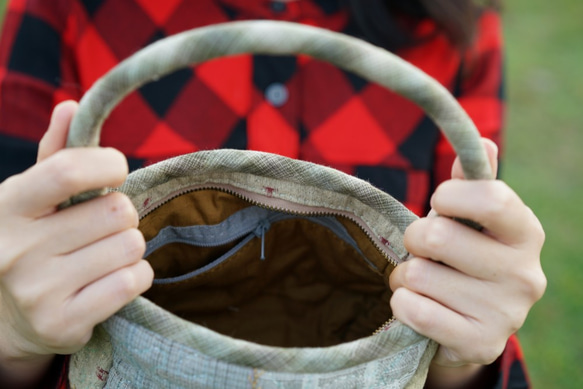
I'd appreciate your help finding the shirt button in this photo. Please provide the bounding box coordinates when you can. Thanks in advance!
[265,83,289,107]
[270,1,287,13]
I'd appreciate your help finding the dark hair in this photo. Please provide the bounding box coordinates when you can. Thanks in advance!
[346,0,500,51]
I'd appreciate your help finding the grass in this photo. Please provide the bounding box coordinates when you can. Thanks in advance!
[503,0,583,387]
[1,0,581,387]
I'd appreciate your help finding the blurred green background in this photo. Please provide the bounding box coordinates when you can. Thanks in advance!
[503,0,583,387]
[0,0,581,387]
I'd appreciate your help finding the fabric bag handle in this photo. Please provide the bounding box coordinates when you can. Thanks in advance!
[63,20,491,207]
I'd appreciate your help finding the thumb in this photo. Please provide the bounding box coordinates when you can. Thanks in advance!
[450,138,499,180]
[37,100,79,162]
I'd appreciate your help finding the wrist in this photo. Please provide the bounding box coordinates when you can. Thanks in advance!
[0,353,55,388]
[426,362,493,389]
[0,302,55,387]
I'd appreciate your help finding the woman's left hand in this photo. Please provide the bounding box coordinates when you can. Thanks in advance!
[389,139,546,387]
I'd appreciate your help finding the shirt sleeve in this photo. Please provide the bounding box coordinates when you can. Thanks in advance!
[38,355,69,389]
[432,10,505,188]
[0,0,79,181]
[494,334,531,388]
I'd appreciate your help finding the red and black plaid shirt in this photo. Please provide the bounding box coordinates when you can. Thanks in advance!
[0,0,528,388]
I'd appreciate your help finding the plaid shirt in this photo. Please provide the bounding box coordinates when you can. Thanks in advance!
[0,0,528,388]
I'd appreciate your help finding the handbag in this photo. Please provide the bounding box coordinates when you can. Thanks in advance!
[64,20,492,388]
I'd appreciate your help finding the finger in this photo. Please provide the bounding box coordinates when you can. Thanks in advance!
[390,288,501,365]
[32,192,139,255]
[451,138,499,180]
[37,101,79,162]
[430,179,543,247]
[60,228,146,292]
[404,216,510,279]
[66,260,153,328]
[9,147,128,218]
[389,257,493,316]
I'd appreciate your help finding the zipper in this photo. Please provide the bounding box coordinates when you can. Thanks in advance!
[256,219,269,260]
[372,317,396,335]
[147,206,381,283]
[139,182,400,335]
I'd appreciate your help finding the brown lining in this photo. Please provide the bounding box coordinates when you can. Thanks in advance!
[140,190,394,347]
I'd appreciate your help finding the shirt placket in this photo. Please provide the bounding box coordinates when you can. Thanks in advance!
[246,1,303,158]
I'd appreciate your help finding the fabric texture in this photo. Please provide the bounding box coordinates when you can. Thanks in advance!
[77,301,434,389]
[68,149,438,389]
[0,0,529,388]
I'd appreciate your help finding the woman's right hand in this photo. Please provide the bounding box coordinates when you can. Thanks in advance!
[0,101,153,386]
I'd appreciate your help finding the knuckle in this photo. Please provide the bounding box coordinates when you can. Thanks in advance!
[389,288,414,321]
[97,148,129,187]
[406,301,436,332]
[403,221,420,251]
[423,217,450,251]
[103,193,138,229]
[495,297,529,334]
[532,272,548,301]
[30,314,66,346]
[389,287,406,309]
[114,267,142,301]
[401,259,427,290]
[65,328,95,352]
[502,306,527,334]
[104,147,129,170]
[404,217,449,254]
[121,229,146,260]
[48,152,85,189]
[57,325,93,351]
[0,174,26,217]
[529,211,546,248]
[0,243,23,275]
[0,174,20,202]
[77,328,94,346]
[462,329,505,365]
[35,325,60,346]
[534,226,546,249]
[519,268,547,303]
[0,225,34,276]
[505,261,547,303]
[12,284,44,311]
[410,308,435,333]
[481,181,516,220]
[471,342,503,365]
[493,271,546,333]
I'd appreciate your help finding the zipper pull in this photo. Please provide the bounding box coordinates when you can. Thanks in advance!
[254,220,271,260]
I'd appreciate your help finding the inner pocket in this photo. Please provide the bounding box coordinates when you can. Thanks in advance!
[140,190,394,348]
[146,206,379,284]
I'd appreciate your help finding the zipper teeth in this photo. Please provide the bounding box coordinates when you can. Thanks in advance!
[140,184,398,334]
[141,185,401,266]
[372,317,397,335]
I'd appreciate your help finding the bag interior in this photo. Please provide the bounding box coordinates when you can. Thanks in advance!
[140,189,395,348]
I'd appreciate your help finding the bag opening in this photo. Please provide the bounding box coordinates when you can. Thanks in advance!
[139,189,395,348]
